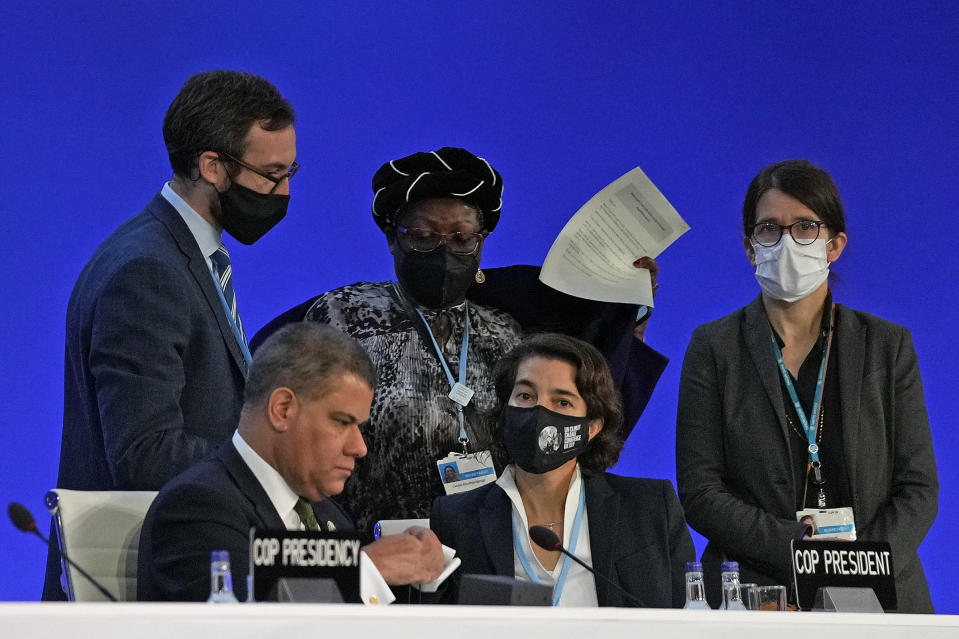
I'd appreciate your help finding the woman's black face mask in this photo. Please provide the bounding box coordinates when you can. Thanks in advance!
[394,247,479,309]
[500,405,590,474]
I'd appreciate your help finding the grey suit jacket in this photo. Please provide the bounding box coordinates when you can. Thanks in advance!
[676,296,938,612]
[46,193,248,599]
[431,472,695,607]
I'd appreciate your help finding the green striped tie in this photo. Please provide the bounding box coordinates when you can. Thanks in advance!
[293,498,320,531]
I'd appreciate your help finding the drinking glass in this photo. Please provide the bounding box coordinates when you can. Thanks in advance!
[748,585,787,611]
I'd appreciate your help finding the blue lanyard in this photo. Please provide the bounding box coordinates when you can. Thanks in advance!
[511,480,586,606]
[415,306,471,447]
[769,305,834,465]
[206,264,252,368]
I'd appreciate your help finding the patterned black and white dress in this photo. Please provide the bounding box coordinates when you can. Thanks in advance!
[305,281,522,534]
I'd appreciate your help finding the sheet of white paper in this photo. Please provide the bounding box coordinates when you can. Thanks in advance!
[540,166,690,306]
[374,518,430,538]
[415,544,461,593]
[377,523,461,594]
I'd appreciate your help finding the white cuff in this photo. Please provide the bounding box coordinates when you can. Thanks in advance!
[359,550,395,605]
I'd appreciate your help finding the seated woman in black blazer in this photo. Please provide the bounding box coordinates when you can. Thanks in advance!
[431,333,694,607]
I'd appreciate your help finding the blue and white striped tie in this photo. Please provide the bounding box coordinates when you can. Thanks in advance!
[210,244,246,343]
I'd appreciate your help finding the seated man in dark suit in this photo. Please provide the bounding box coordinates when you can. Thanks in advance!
[138,323,445,603]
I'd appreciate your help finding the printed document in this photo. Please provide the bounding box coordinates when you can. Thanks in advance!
[540,167,689,305]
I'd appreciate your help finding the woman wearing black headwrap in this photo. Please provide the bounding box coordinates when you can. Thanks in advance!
[253,147,668,534]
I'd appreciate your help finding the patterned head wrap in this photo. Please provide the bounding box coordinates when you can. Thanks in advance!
[371,147,503,233]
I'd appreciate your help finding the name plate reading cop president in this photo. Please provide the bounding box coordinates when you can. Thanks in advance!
[249,529,361,602]
[790,539,896,610]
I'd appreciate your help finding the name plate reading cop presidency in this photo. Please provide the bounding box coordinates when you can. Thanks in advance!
[249,529,361,602]
[790,539,896,610]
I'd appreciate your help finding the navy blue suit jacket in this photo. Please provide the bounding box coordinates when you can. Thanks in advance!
[137,443,354,602]
[46,193,248,598]
[430,473,695,607]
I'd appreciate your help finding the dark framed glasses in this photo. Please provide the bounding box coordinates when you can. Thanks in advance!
[751,220,828,247]
[217,150,299,194]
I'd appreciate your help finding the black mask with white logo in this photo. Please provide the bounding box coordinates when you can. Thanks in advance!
[217,181,288,245]
[395,247,479,309]
[501,405,589,474]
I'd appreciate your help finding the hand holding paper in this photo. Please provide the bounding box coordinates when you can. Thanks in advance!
[363,526,445,585]
[540,167,689,305]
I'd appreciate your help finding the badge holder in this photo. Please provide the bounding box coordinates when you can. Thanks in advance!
[437,450,496,495]
[796,507,857,540]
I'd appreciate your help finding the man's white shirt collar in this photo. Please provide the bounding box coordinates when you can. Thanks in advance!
[161,182,222,263]
[231,430,300,530]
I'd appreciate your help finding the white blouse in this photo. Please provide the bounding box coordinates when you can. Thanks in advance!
[496,464,598,606]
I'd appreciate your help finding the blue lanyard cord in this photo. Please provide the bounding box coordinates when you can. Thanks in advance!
[511,481,586,606]
[206,264,252,368]
[769,305,835,465]
[414,306,471,445]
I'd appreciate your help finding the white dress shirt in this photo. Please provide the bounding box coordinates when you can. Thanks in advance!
[496,464,599,606]
[231,431,394,604]
[160,182,221,269]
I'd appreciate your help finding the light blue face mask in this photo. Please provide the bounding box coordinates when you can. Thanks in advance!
[752,237,831,302]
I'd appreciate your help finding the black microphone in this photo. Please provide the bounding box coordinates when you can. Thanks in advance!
[529,524,645,607]
[8,502,118,602]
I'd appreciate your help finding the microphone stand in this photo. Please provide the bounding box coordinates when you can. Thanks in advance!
[8,503,118,602]
[530,525,645,607]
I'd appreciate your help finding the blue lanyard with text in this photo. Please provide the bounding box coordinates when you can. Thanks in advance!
[769,304,835,466]
[206,264,253,368]
[511,481,586,606]
[415,306,471,449]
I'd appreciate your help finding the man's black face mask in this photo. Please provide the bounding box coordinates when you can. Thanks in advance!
[217,180,288,245]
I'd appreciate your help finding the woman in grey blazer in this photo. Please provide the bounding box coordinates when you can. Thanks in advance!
[676,160,938,612]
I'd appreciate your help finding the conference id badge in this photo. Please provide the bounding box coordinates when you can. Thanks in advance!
[796,507,857,541]
[448,383,474,406]
[436,450,496,495]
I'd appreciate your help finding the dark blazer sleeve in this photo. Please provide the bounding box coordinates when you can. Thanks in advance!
[249,295,322,354]
[430,484,510,604]
[138,476,253,602]
[596,476,695,608]
[855,326,938,575]
[676,324,805,581]
[428,496,457,603]
[468,265,668,437]
[662,480,697,608]
[91,257,218,489]
[429,492,477,604]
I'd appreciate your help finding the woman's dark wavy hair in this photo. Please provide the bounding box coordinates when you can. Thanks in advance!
[491,333,624,476]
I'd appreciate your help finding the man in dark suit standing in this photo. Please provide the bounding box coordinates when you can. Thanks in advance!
[45,70,299,599]
[138,323,444,603]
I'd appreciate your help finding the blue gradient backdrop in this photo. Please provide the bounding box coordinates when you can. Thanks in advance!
[1,2,956,610]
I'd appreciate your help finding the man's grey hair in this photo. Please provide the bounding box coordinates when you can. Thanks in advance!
[242,323,376,413]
